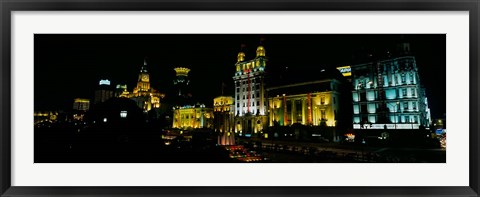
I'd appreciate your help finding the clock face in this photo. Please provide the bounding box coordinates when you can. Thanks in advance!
[142,74,149,81]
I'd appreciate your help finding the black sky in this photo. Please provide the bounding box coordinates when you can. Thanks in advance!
[34,34,446,119]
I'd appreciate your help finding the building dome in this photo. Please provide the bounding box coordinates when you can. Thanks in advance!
[256,46,265,57]
[237,52,245,62]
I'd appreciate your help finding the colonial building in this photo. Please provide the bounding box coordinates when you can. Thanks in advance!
[126,59,165,113]
[267,79,342,127]
[350,54,431,130]
[213,96,234,132]
[172,104,214,129]
[233,45,268,135]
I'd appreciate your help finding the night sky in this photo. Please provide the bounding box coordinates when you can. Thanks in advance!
[34,34,446,119]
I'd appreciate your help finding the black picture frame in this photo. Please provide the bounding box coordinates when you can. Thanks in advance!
[1,0,479,196]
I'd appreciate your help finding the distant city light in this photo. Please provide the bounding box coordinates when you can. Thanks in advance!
[103,118,107,122]
[99,79,111,85]
[120,111,127,118]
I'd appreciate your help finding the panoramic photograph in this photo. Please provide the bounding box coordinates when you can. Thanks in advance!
[34,34,446,163]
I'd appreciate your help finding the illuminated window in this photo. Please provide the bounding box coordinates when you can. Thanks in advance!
[411,88,416,97]
[402,89,407,96]
[120,111,127,118]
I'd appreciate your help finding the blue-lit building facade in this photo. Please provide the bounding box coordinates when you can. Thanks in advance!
[350,56,431,130]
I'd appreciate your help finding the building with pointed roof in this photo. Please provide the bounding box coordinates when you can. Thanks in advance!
[118,58,165,113]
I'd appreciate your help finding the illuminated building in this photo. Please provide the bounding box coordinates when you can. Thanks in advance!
[73,98,90,111]
[350,53,432,130]
[94,79,114,104]
[213,96,235,132]
[173,67,191,98]
[128,59,165,112]
[115,84,129,98]
[233,45,268,135]
[172,104,214,129]
[34,111,58,124]
[267,79,342,127]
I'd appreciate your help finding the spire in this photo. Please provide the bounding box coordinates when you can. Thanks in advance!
[140,57,148,73]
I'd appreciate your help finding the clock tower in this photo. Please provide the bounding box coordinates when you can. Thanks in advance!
[135,59,151,93]
[130,58,164,112]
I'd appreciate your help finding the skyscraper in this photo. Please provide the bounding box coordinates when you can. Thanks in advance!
[233,45,268,135]
[173,67,192,106]
[94,79,114,104]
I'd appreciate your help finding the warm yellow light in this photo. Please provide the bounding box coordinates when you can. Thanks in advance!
[256,46,265,57]
[174,67,191,76]
[336,66,352,77]
[237,52,245,62]
[74,98,90,103]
